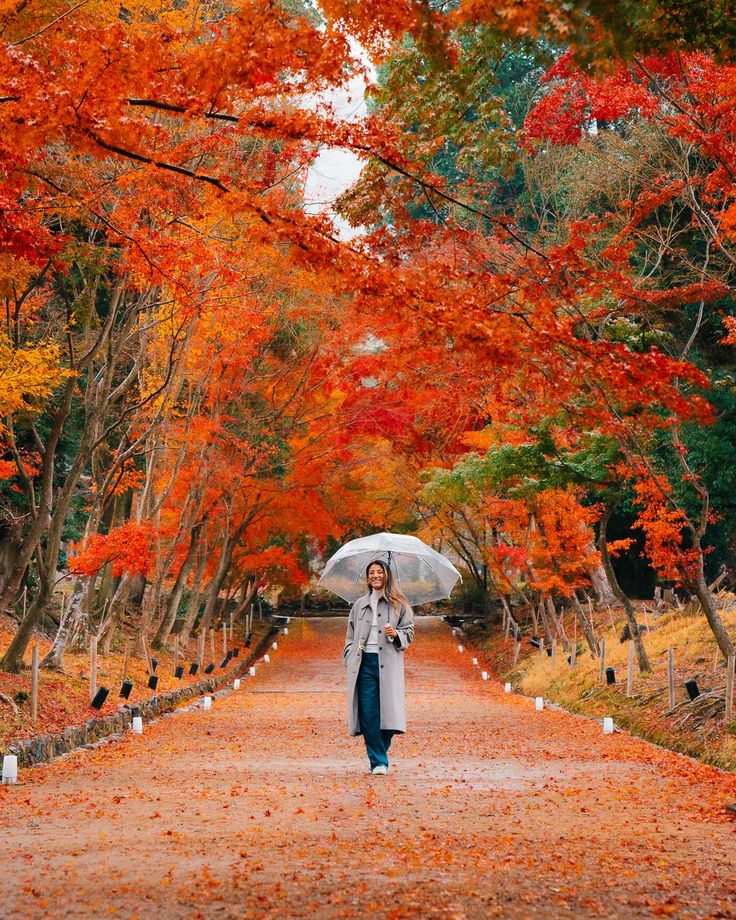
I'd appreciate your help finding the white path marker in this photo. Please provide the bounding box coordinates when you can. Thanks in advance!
[233,679,241,690]
[264,653,270,663]
[131,717,143,734]
[535,697,544,711]
[2,754,18,784]
[603,717,614,734]
[482,671,489,681]
[472,657,478,666]
[272,642,278,650]
[457,644,463,653]
[249,666,256,677]
[203,696,212,710]
[504,682,511,693]
[284,627,289,635]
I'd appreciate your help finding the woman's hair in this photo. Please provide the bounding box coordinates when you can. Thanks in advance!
[365,559,410,611]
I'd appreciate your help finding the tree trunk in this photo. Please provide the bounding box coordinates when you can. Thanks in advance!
[178,548,208,645]
[599,508,651,673]
[529,598,539,633]
[589,558,617,606]
[546,596,570,651]
[100,574,139,655]
[230,576,257,624]
[572,592,599,656]
[41,579,86,670]
[686,567,734,660]
[1,567,53,672]
[537,596,555,647]
[152,522,203,649]
[500,595,519,636]
[199,520,249,631]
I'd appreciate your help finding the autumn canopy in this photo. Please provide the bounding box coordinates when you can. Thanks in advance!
[0,0,734,672]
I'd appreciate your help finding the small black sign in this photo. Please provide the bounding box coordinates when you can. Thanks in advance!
[91,686,110,710]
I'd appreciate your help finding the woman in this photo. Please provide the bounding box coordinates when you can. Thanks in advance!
[343,559,414,774]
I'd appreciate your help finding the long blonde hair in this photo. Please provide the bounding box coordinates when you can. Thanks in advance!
[365,559,410,612]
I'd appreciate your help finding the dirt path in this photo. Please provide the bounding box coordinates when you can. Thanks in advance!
[2,617,735,919]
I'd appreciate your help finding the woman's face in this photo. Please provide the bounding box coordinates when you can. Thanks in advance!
[367,563,386,591]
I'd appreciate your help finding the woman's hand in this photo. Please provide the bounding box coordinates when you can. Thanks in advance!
[384,624,398,638]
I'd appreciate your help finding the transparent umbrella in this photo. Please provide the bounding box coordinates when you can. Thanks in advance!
[317,532,462,606]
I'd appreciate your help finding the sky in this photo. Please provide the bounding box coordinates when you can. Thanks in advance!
[302,52,374,240]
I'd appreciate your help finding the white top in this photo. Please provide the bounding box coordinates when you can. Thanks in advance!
[365,590,383,652]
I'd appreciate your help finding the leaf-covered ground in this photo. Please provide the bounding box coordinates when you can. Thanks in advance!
[0,617,272,747]
[1,617,735,919]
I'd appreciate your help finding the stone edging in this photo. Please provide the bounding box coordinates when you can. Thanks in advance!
[7,627,278,768]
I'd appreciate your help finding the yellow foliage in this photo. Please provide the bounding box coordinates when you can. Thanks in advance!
[0,335,68,431]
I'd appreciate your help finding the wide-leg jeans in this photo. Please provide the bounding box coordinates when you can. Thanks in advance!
[357,652,394,770]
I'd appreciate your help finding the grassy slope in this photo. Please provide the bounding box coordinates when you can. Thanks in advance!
[468,597,736,771]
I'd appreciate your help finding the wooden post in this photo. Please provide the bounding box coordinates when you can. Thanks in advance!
[30,645,39,721]
[606,605,615,630]
[89,635,98,702]
[198,630,206,668]
[713,645,720,671]
[598,638,606,683]
[173,636,179,671]
[222,622,227,657]
[141,634,153,674]
[229,612,234,644]
[512,640,521,668]
[550,640,556,670]
[626,640,635,698]
[570,642,577,669]
[539,638,545,660]
[667,648,676,709]
[122,641,130,681]
[210,627,216,662]
[587,597,595,636]
[726,653,734,723]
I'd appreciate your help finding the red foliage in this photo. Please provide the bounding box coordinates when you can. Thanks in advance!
[69,522,156,579]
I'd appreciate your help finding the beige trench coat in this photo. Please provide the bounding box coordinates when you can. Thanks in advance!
[343,592,415,736]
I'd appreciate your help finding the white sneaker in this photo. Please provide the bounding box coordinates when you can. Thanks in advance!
[371,764,388,775]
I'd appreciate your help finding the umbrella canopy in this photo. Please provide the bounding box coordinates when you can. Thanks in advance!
[318,532,462,606]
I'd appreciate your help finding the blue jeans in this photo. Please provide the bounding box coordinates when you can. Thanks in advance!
[357,653,394,770]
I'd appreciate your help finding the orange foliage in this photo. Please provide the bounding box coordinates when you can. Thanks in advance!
[69,523,157,579]
[631,477,702,582]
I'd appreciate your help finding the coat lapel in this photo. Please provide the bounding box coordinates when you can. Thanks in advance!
[356,594,372,648]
